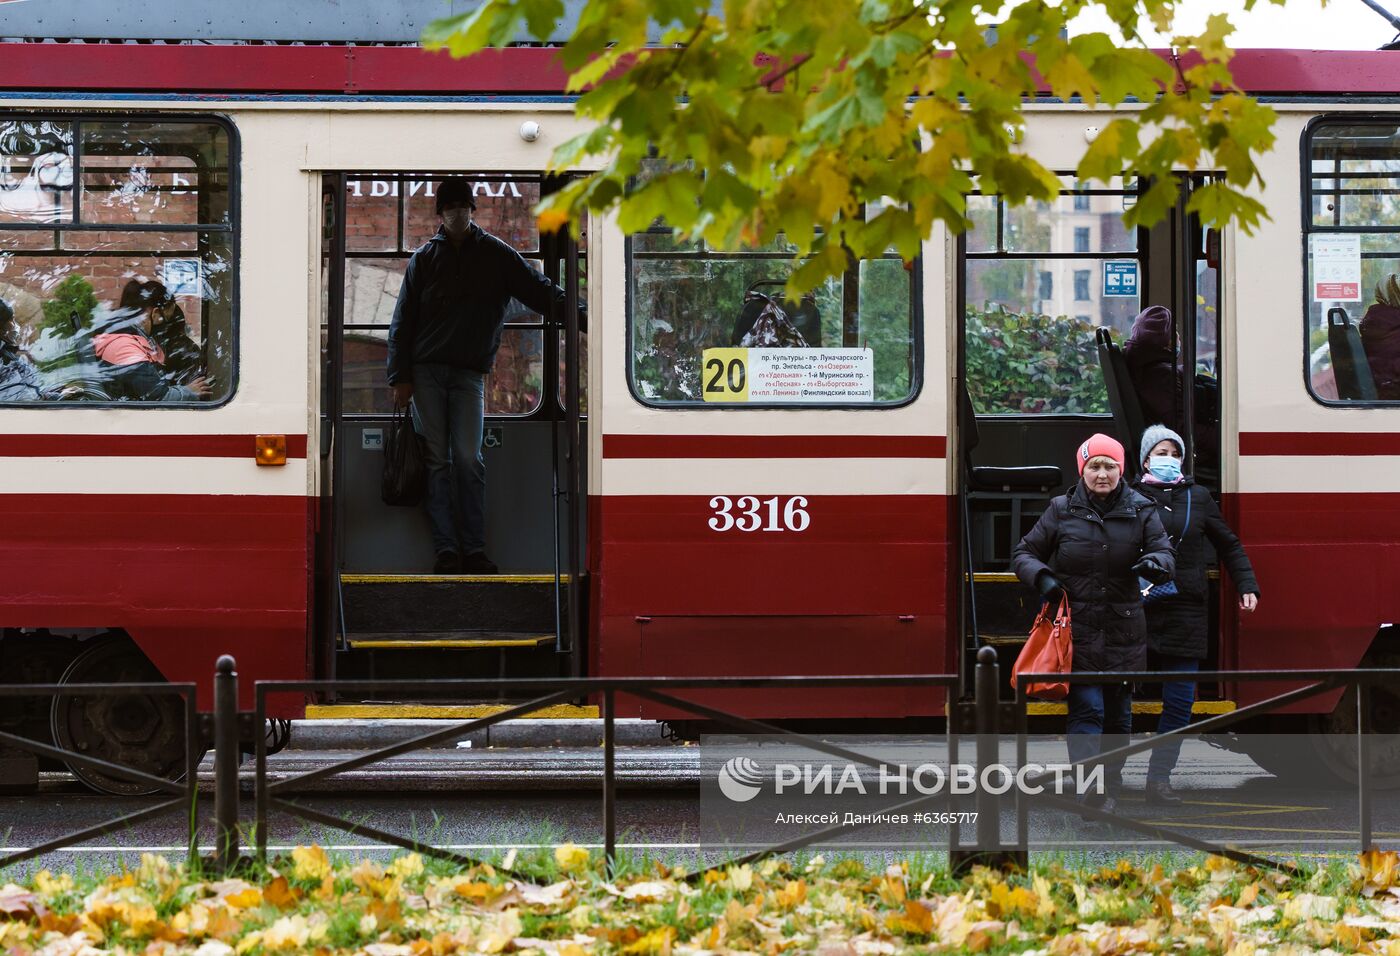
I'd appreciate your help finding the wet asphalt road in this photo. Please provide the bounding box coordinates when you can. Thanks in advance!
[1,737,1395,875]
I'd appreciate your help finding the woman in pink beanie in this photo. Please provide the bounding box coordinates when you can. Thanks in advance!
[1013,433,1175,819]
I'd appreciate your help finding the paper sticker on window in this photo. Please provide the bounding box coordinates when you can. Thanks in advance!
[162,258,202,298]
[1103,261,1138,297]
[1311,235,1362,301]
[702,347,874,403]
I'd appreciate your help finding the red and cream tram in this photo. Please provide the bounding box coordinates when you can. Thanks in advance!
[0,16,1397,790]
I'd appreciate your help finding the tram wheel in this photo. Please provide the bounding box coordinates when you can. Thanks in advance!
[1235,649,1400,790]
[49,637,190,796]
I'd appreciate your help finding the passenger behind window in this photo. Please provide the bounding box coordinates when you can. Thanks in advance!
[0,297,65,402]
[1124,306,1219,471]
[93,280,212,402]
[1362,275,1400,400]
[730,285,820,348]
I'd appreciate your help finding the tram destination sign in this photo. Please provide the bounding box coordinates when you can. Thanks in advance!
[701,347,875,403]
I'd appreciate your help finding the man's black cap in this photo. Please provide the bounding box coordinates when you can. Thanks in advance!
[435,178,478,214]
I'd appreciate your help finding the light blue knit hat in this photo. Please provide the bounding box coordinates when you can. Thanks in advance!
[1139,424,1185,466]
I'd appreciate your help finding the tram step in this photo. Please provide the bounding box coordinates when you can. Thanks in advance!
[346,631,554,650]
[339,572,569,634]
[1023,700,1237,716]
[304,703,600,719]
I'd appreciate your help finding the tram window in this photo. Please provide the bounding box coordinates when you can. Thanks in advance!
[1304,119,1400,404]
[338,175,557,417]
[626,230,918,406]
[0,116,234,405]
[963,177,1140,415]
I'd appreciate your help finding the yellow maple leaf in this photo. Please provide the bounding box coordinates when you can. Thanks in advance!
[555,843,591,874]
[886,899,934,936]
[773,880,807,911]
[622,925,675,955]
[390,853,425,880]
[263,875,299,910]
[478,907,523,954]
[291,845,332,882]
[537,208,570,235]
[1362,849,1400,887]
[224,887,263,910]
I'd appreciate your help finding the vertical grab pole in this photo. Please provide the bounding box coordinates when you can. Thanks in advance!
[974,646,1000,853]
[603,688,616,876]
[564,229,582,676]
[1359,681,1373,852]
[214,655,240,872]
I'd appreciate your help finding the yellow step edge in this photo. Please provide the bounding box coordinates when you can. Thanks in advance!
[1024,700,1237,716]
[341,573,569,585]
[348,635,553,650]
[305,703,600,720]
[969,570,1221,584]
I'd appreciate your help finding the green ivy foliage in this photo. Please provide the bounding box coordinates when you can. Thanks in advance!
[965,306,1109,415]
[39,274,98,337]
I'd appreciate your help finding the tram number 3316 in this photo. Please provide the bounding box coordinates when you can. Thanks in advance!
[708,496,811,532]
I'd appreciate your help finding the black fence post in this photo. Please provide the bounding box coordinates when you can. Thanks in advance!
[1359,682,1373,852]
[214,655,240,872]
[974,647,1000,851]
[952,647,1027,874]
[603,687,616,877]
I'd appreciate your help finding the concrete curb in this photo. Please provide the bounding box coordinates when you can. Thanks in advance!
[288,718,678,751]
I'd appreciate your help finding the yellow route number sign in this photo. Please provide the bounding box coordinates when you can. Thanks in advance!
[701,348,749,403]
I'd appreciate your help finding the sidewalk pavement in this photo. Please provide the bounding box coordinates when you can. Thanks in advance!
[285,718,679,752]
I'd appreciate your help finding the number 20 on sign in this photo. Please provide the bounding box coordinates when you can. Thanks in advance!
[702,348,748,402]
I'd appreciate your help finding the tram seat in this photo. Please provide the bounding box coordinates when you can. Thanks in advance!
[961,389,1062,567]
[1095,327,1146,473]
[1327,307,1378,401]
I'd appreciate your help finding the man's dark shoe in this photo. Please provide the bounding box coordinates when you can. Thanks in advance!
[461,551,499,574]
[1145,779,1183,806]
[1079,794,1117,822]
[433,550,461,574]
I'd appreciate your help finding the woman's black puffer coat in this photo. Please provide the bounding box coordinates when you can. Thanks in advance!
[1130,478,1260,659]
[1012,482,1176,673]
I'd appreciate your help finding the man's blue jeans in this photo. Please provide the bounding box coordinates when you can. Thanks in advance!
[1067,681,1133,795]
[411,363,486,557]
[1148,655,1200,783]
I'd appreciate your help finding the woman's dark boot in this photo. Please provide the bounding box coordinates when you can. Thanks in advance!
[1145,779,1182,805]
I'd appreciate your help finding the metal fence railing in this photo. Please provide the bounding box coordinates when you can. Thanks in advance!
[1,650,1391,875]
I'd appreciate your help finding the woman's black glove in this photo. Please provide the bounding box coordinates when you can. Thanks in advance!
[1132,556,1171,585]
[1035,572,1065,604]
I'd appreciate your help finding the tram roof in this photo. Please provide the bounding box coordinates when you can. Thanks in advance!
[0,0,1393,99]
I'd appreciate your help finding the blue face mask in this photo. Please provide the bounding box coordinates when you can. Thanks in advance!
[1148,455,1183,482]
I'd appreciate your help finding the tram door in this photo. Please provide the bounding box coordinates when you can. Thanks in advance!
[956,174,1225,688]
[316,172,587,694]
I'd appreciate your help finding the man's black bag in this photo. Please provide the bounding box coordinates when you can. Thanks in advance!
[381,400,426,506]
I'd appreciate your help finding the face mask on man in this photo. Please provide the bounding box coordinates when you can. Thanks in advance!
[1148,455,1183,482]
[442,209,471,235]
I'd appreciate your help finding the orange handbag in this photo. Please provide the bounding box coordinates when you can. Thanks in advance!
[1010,595,1073,700]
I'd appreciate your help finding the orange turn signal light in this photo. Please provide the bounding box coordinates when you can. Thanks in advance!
[255,434,287,466]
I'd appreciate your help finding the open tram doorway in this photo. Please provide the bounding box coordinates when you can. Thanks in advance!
[316,172,587,700]
[955,173,1228,703]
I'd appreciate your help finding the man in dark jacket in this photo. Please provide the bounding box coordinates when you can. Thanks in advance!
[387,178,571,574]
[1132,423,1259,804]
[1013,433,1175,815]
